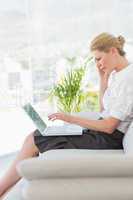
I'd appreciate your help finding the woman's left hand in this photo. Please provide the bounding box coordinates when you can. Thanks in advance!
[48,112,72,123]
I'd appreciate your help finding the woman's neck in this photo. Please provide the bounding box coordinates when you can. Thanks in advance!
[115,56,129,72]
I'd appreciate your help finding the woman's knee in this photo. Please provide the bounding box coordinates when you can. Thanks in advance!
[23,132,34,144]
[22,132,39,154]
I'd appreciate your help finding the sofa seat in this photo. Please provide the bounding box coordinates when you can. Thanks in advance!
[17,149,133,200]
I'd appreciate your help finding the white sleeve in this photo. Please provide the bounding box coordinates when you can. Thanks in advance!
[109,82,133,121]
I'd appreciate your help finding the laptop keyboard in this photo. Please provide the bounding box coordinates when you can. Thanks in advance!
[44,125,82,135]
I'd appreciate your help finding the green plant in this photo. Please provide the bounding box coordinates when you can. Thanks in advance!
[49,57,98,113]
[82,91,99,111]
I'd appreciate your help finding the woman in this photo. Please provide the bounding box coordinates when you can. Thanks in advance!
[1,32,133,197]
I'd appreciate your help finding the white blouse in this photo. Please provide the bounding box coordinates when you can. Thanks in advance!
[100,63,133,133]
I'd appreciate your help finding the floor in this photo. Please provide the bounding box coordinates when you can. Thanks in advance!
[0,152,18,178]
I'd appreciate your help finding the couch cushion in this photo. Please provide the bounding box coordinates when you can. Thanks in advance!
[18,149,133,181]
[40,149,123,157]
[123,121,133,154]
[24,178,133,200]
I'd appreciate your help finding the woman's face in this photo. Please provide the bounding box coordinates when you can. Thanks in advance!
[93,48,116,74]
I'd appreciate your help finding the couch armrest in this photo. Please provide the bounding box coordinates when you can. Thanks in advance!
[17,149,133,180]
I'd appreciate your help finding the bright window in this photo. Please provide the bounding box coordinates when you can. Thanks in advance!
[0,0,133,155]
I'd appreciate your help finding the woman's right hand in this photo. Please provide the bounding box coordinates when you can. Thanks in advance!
[97,66,110,81]
[97,65,111,88]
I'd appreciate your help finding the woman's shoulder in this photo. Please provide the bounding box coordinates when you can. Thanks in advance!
[114,63,133,82]
[124,63,133,80]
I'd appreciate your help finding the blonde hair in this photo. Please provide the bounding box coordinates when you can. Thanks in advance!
[90,32,126,56]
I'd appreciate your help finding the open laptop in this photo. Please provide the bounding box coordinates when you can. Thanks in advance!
[23,103,83,136]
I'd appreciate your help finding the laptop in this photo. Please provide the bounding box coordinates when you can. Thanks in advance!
[23,103,83,136]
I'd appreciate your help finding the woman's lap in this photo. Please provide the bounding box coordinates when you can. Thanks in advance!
[33,128,124,153]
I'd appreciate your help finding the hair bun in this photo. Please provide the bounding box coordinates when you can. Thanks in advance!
[117,35,125,47]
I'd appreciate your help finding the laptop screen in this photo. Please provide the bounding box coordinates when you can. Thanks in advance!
[23,103,47,133]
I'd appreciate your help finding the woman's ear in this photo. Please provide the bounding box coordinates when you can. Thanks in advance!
[110,47,118,55]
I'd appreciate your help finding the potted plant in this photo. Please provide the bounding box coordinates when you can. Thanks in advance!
[49,56,98,113]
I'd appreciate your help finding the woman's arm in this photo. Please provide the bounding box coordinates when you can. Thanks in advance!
[96,64,111,112]
[99,81,107,112]
[48,113,120,134]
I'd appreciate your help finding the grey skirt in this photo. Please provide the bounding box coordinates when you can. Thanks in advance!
[33,128,124,153]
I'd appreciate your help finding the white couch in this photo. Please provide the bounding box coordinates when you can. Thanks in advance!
[3,112,133,200]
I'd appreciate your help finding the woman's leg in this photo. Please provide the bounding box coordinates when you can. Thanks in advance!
[0,132,39,197]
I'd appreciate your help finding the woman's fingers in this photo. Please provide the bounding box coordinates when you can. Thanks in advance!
[48,113,58,120]
[48,113,63,120]
[48,113,71,123]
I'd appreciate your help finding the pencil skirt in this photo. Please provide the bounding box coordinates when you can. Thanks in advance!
[33,128,124,153]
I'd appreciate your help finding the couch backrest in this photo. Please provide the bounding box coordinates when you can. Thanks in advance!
[123,121,133,154]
